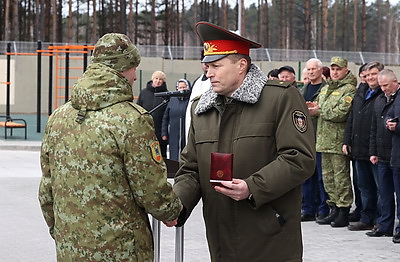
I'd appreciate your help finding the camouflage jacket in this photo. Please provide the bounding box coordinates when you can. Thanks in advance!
[39,63,182,261]
[315,71,357,154]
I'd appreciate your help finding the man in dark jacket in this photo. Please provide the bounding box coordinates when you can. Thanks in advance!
[385,70,400,244]
[344,61,384,231]
[172,21,315,262]
[367,69,399,239]
[301,58,329,222]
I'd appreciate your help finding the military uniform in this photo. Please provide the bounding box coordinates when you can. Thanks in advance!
[173,22,316,262]
[39,33,182,261]
[315,66,357,209]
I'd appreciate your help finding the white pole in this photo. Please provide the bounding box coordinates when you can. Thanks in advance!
[238,0,242,35]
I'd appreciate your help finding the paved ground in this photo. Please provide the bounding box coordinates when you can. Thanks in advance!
[0,139,399,261]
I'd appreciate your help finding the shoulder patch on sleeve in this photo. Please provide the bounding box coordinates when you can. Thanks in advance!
[292,110,308,133]
[127,101,149,115]
[266,79,292,88]
[345,96,353,104]
[150,141,163,163]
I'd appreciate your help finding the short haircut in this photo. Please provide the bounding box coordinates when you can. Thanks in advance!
[227,54,252,71]
[378,68,397,82]
[366,61,384,72]
[267,69,279,78]
[358,63,368,75]
[306,58,323,69]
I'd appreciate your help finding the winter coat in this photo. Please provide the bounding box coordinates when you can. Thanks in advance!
[370,90,398,163]
[39,63,181,261]
[137,80,169,156]
[386,89,400,167]
[344,83,382,160]
[162,96,190,161]
[315,72,357,154]
[173,65,316,262]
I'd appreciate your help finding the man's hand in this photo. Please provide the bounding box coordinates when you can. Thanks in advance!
[306,101,319,116]
[162,204,183,227]
[370,155,378,165]
[162,219,178,227]
[342,144,351,155]
[213,178,250,201]
[386,119,398,131]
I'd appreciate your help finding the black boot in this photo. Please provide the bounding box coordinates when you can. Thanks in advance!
[331,207,350,227]
[316,205,338,225]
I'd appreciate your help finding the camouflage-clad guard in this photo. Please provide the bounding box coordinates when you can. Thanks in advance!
[38,33,182,261]
[307,56,357,227]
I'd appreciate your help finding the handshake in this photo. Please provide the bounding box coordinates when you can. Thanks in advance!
[162,204,183,227]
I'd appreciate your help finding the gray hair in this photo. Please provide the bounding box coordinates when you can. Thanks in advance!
[378,68,397,82]
[306,58,323,69]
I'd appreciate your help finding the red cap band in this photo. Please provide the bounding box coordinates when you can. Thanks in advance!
[203,40,250,56]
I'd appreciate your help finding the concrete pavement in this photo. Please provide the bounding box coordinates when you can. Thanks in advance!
[0,141,399,261]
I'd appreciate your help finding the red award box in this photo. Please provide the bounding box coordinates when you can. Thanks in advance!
[210,152,233,186]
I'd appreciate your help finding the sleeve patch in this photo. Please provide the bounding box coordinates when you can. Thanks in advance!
[150,141,163,163]
[292,110,308,133]
[345,96,353,104]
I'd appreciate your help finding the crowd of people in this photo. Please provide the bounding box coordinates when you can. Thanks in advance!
[267,58,400,245]
[38,21,400,261]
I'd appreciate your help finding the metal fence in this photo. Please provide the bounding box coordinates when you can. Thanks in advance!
[1,41,400,65]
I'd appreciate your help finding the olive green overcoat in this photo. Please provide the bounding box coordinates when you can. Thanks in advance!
[174,65,316,262]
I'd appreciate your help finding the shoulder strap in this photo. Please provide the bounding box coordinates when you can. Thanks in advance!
[127,101,149,115]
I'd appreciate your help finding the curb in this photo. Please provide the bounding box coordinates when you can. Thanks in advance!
[0,141,42,151]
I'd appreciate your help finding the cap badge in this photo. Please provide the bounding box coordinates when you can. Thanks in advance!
[204,42,217,54]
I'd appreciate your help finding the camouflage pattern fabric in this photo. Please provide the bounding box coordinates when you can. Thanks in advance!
[315,71,356,208]
[92,33,141,72]
[39,62,181,261]
[315,71,357,154]
[321,153,353,207]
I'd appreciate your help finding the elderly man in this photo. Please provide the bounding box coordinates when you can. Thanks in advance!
[308,56,357,228]
[385,71,400,243]
[278,65,296,83]
[172,22,315,261]
[39,33,182,261]
[369,69,400,242]
[301,58,329,222]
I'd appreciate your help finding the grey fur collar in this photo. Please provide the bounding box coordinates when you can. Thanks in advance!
[195,64,268,115]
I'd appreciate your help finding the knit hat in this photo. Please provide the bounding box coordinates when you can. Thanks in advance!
[92,33,141,72]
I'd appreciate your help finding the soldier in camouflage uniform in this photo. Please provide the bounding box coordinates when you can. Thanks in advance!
[307,57,357,227]
[38,33,182,262]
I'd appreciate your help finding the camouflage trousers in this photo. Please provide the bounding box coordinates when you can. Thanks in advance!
[321,153,353,207]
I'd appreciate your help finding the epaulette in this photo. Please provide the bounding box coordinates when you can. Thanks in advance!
[127,101,148,115]
[191,94,202,102]
[266,79,292,88]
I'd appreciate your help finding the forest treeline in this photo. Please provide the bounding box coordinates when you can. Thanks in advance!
[1,0,400,53]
